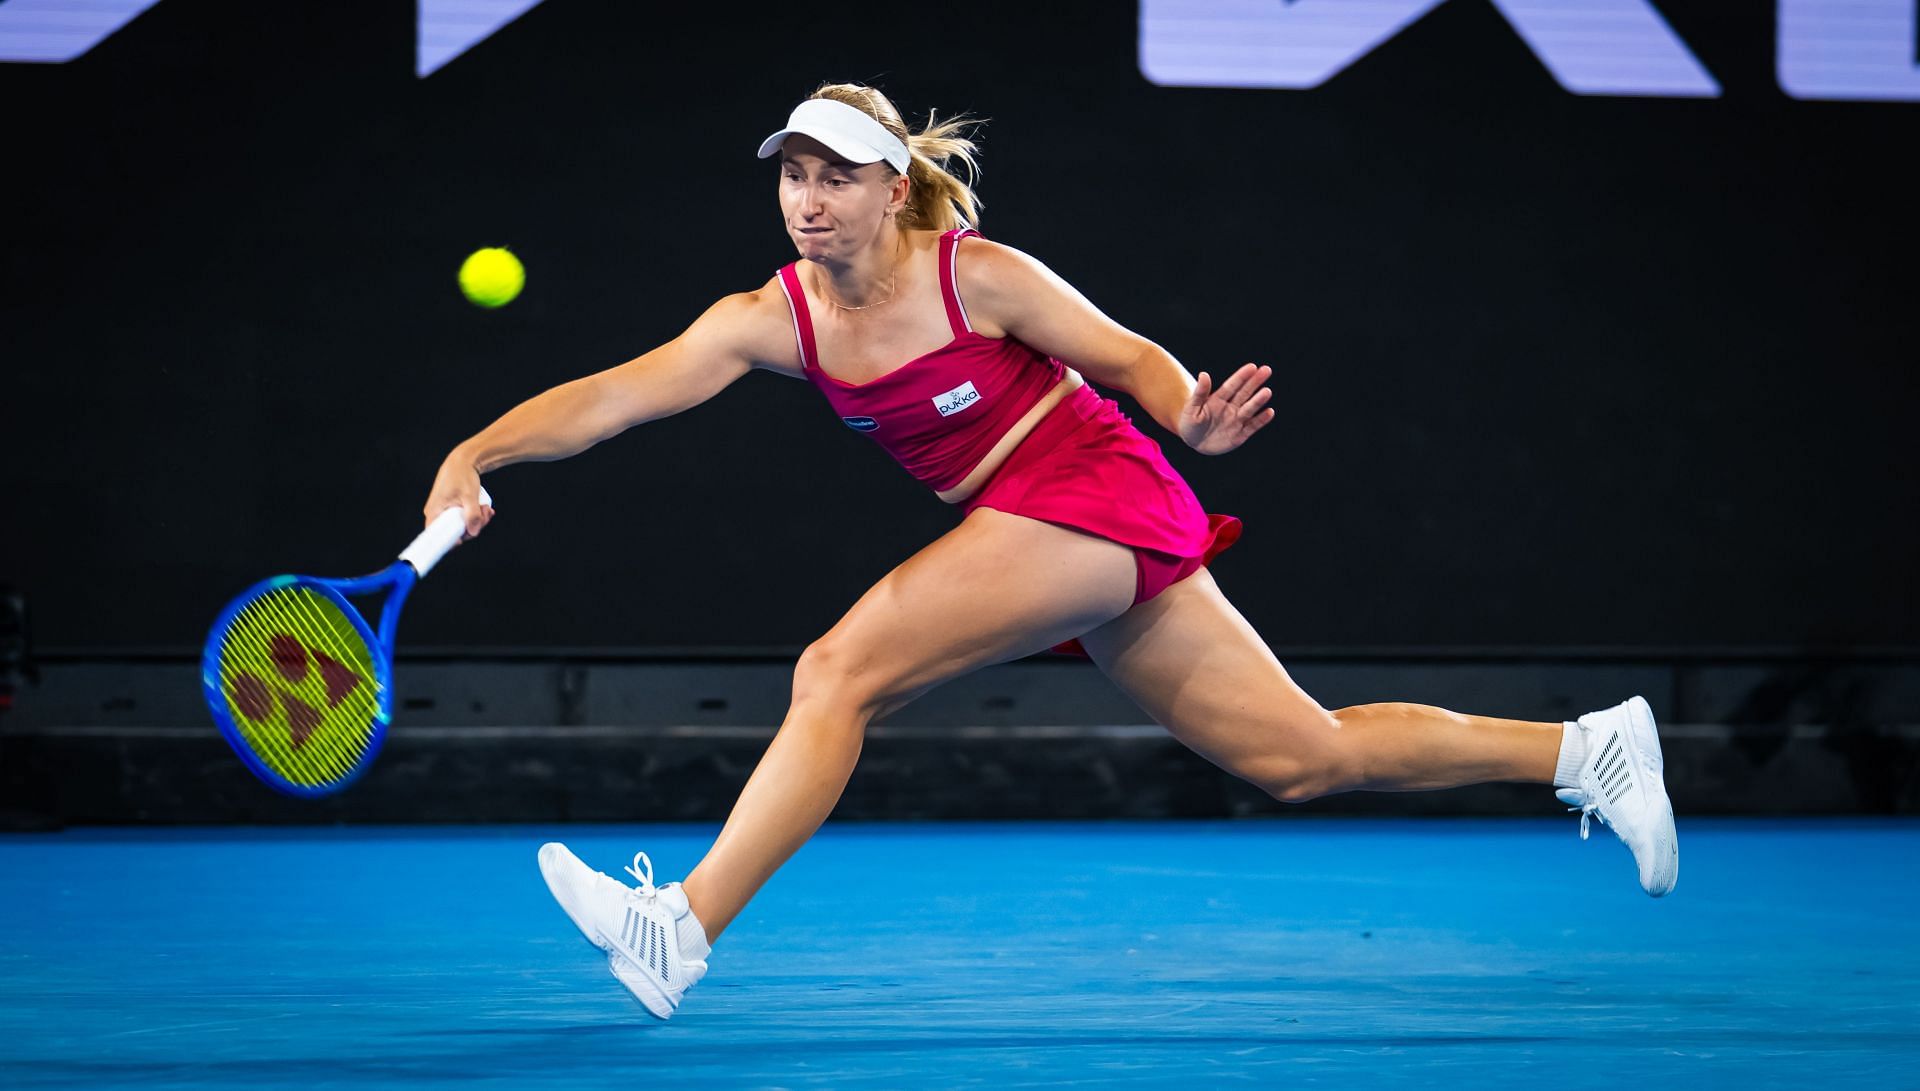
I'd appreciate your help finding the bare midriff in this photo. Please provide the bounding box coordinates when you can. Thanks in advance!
[934,370,1085,504]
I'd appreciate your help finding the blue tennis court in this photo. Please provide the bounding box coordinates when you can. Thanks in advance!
[4,818,1914,1088]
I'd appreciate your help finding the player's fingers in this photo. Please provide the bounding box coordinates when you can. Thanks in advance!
[1213,362,1259,402]
[1229,363,1272,404]
[1187,372,1212,410]
[1235,387,1273,419]
[461,501,489,539]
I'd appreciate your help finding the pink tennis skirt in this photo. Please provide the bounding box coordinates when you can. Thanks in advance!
[962,382,1243,656]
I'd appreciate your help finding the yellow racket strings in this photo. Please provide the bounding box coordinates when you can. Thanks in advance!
[230,587,377,782]
[217,585,381,788]
[225,594,360,780]
[220,590,365,784]
[220,588,375,786]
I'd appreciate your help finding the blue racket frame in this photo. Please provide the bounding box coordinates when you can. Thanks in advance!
[201,562,419,798]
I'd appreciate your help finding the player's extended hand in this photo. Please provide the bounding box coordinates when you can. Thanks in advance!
[423,456,495,541]
[1178,363,1275,455]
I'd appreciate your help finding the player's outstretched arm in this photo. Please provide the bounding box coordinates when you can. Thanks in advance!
[424,292,765,534]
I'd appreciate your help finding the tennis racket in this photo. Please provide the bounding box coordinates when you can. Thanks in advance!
[201,488,493,797]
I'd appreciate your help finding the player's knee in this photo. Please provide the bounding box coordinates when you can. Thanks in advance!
[1259,711,1360,803]
[1261,764,1338,805]
[791,633,889,717]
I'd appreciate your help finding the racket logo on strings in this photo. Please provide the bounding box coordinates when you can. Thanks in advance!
[201,489,492,797]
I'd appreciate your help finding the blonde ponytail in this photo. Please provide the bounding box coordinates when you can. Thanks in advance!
[807,82,985,232]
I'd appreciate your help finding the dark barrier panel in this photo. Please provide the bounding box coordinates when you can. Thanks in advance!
[4,1,1914,654]
[5,654,1917,824]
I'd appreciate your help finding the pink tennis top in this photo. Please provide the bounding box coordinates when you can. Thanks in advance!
[777,228,1068,491]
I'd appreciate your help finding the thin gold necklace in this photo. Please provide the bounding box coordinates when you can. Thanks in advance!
[824,234,905,310]
[825,273,896,311]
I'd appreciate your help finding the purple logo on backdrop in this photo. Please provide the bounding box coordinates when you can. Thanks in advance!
[1137,0,1920,102]
[0,0,548,77]
[4,0,1916,100]
[0,0,164,63]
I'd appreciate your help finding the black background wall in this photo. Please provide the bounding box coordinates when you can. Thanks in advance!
[4,1,1914,656]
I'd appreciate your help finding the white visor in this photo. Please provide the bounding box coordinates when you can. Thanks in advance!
[757,98,910,174]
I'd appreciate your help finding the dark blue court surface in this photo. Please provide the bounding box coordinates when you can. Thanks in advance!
[3,819,1915,1088]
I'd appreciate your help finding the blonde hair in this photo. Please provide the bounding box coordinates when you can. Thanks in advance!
[807,82,984,232]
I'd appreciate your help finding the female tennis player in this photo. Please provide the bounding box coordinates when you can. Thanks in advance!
[422,84,1679,1019]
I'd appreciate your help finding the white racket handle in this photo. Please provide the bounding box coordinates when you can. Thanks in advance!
[400,486,493,578]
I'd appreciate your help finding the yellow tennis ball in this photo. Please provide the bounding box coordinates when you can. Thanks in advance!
[458,247,525,308]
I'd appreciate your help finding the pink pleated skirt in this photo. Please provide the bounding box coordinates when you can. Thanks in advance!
[961,383,1243,656]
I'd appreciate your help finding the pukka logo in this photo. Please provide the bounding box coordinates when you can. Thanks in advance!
[931,381,982,418]
[842,416,879,432]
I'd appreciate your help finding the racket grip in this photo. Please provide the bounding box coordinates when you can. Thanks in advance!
[400,486,493,578]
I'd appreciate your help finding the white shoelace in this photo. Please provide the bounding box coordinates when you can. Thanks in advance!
[624,852,658,901]
[1558,786,1612,841]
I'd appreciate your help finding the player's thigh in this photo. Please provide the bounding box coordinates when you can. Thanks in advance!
[801,507,1137,713]
[1076,568,1351,796]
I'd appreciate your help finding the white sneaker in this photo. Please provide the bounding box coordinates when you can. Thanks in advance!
[1557,695,1679,897]
[536,843,711,1019]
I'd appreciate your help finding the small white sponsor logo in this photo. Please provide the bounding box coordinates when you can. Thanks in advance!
[931,380,982,418]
